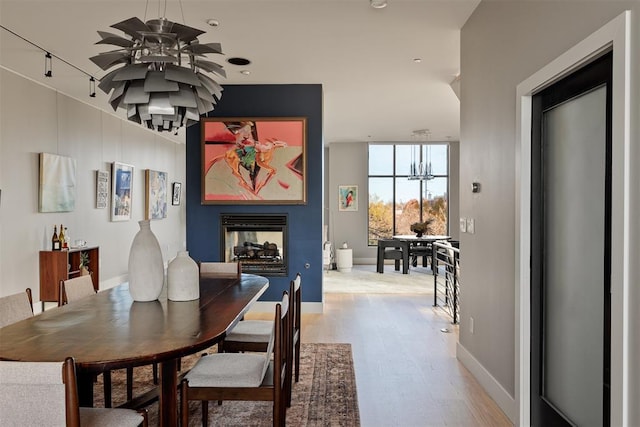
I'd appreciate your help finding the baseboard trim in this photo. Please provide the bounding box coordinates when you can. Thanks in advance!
[249,301,323,314]
[456,342,517,424]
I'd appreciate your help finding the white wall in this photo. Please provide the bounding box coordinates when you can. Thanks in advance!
[0,69,187,305]
[460,2,639,424]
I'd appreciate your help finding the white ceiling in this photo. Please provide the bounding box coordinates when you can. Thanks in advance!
[0,0,479,144]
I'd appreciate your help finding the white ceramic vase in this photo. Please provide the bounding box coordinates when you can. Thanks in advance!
[128,220,164,302]
[167,250,200,301]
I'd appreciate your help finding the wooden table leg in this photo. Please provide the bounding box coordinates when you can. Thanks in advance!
[159,358,179,427]
[77,372,94,407]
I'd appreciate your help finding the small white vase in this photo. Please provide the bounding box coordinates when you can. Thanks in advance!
[128,220,164,302]
[167,250,200,301]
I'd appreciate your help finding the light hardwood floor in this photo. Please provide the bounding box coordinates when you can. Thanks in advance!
[249,286,513,426]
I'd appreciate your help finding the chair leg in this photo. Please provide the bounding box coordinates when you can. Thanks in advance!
[126,367,134,401]
[180,380,189,427]
[152,363,158,385]
[202,400,209,427]
[295,338,301,382]
[103,371,112,408]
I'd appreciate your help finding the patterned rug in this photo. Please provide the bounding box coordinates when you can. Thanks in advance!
[95,343,360,426]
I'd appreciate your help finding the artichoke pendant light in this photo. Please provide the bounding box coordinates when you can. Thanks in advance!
[90,9,225,133]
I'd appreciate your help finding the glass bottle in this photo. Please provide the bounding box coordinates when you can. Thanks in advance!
[52,225,61,251]
[59,224,66,250]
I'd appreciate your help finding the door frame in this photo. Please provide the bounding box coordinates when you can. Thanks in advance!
[515,11,631,427]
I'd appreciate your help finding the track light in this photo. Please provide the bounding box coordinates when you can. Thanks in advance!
[44,52,52,77]
[89,77,96,97]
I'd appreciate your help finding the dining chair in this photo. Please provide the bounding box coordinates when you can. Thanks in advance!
[0,288,34,328]
[58,275,96,306]
[376,239,409,274]
[219,273,302,406]
[59,275,142,408]
[0,357,147,427]
[180,291,291,427]
[409,242,432,268]
[199,261,241,277]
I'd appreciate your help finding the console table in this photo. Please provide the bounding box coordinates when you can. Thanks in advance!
[39,246,99,306]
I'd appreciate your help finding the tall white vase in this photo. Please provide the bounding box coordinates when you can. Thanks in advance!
[128,220,164,302]
[167,251,200,301]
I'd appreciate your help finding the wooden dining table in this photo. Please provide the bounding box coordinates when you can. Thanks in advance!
[0,273,269,427]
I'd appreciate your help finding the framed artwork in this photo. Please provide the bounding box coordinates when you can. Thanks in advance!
[145,169,168,220]
[201,117,307,204]
[339,185,358,212]
[111,162,133,221]
[39,153,76,212]
[96,170,109,209]
[172,182,182,205]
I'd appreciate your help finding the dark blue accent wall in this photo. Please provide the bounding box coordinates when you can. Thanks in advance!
[186,84,323,303]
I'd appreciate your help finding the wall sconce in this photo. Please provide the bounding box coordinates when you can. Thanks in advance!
[44,52,52,77]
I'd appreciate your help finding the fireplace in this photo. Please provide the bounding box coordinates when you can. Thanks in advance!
[221,214,287,276]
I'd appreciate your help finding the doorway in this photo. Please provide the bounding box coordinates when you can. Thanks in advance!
[530,51,611,426]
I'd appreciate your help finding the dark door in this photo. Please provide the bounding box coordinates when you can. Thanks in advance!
[531,51,612,426]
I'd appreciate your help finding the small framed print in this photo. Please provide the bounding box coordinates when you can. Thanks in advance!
[111,162,133,221]
[96,170,109,209]
[172,182,182,206]
[338,185,358,212]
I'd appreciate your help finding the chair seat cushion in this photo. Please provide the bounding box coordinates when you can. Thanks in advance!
[79,407,144,426]
[185,353,268,387]
[225,320,273,343]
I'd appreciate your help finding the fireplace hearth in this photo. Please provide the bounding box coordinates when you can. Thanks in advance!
[221,214,287,276]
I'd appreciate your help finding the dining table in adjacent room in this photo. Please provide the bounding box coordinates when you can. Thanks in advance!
[391,234,451,270]
[0,273,269,427]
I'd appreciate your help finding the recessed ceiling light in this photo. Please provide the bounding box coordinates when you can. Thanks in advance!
[227,57,251,66]
[370,0,388,9]
[206,19,219,27]
[413,58,422,63]
[240,70,251,75]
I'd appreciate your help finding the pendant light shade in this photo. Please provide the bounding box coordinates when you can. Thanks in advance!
[90,16,225,133]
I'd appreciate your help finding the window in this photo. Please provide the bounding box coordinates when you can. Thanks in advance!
[368,144,449,245]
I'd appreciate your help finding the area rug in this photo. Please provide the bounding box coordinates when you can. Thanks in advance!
[95,343,360,426]
[323,264,439,294]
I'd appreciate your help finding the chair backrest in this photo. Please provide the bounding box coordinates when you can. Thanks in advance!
[377,239,404,250]
[272,292,290,390]
[0,288,34,328]
[291,273,302,338]
[199,261,241,277]
[0,357,80,426]
[60,275,96,306]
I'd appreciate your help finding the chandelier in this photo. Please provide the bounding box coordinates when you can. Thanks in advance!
[408,129,434,181]
[90,13,225,133]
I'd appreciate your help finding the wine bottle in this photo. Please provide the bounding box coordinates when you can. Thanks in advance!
[52,225,61,251]
[59,224,66,250]
[63,227,69,249]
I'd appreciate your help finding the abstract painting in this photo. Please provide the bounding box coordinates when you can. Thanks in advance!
[39,153,76,212]
[338,185,358,212]
[145,169,167,220]
[201,117,306,204]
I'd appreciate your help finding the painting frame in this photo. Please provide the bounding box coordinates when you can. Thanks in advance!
[172,182,182,205]
[201,117,307,205]
[145,170,168,220]
[111,162,134,222]
[39,153,76,213]
[96,170,109,209]
[338,185,358,212]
